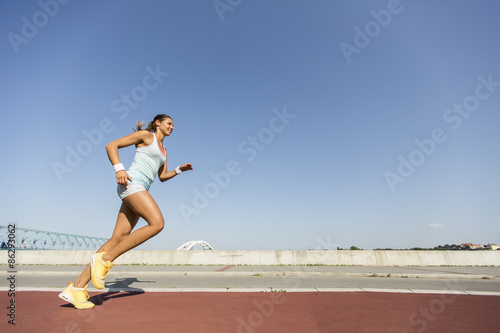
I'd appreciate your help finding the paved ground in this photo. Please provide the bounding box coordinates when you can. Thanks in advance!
[1,265,499,332]
[3,265,499,293]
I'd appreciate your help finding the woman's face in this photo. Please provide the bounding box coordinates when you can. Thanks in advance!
[158,118,174,136]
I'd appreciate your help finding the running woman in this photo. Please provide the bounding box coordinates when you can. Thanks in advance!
[59,114,193,309]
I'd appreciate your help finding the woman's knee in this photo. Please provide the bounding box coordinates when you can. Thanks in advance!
[150,218,164,234]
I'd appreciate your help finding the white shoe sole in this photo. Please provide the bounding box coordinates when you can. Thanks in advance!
[58,291,73,304]
[59,291,94,310]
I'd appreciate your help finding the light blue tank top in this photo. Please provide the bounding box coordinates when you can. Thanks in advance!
[127,132,166,190]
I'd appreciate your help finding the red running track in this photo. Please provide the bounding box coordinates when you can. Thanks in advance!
[1,291,500,332]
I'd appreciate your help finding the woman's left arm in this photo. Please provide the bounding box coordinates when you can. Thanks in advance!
[158,163,193,182]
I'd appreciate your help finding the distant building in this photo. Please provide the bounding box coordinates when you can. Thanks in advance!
[461,243,484,250]
[486,244,499,250]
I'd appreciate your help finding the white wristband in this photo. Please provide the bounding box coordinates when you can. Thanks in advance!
[175,166,182,175]
[113,163,125,173]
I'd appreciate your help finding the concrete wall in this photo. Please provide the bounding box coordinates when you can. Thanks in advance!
[6,250,500,266]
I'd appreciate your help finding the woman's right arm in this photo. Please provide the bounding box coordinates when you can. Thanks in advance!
[105,130,151,186]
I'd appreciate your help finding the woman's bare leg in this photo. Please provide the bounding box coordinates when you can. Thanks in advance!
[74,202,139,288]
[101,190,164,262]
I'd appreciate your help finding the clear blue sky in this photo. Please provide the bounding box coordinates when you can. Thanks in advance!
[1,0,499,250]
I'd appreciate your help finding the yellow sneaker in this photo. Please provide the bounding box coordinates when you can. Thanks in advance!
[58,282,94,309]
[91,251,114,290]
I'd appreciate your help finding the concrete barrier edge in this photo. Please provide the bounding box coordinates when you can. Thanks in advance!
[5,250,500,266]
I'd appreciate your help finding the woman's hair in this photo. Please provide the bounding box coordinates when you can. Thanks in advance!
[135,114,172,132]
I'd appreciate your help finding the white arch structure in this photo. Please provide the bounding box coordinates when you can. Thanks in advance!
[176,240,214,251]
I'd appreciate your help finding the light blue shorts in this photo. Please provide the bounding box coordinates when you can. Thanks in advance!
[117,180,148,200]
